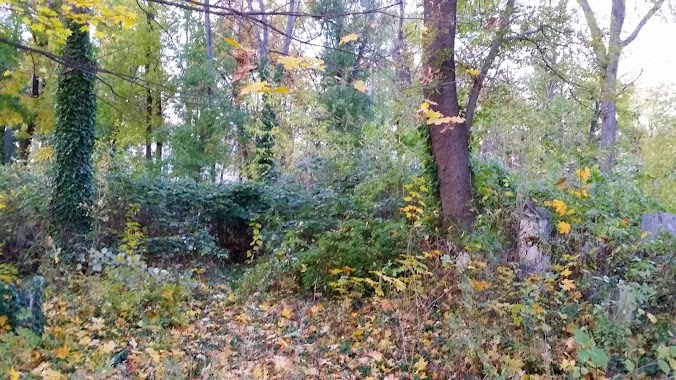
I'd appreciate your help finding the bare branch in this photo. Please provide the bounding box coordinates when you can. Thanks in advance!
[465,0,515,129]
[622,0,666,47]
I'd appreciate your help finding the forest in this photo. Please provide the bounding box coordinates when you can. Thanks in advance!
[0,0,675,378]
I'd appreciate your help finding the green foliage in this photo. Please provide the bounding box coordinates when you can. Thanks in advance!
[0,166,50,272]
[296,218,408,293]
[50,20,97,248]
[103,175,271,262]
[0,276,45,335]
[85,266,191,328]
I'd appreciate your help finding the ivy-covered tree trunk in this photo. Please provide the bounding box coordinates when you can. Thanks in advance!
[50,19,96,247]
[254,60,281,181]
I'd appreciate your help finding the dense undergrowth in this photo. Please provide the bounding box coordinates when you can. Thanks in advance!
[1,158,675,379]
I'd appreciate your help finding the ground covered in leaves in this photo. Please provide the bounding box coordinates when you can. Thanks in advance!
[2,246,675,380]
[3,265,461,380]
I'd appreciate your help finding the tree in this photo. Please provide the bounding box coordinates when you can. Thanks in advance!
[577,0,665,171]
[423,0,515,230]
[49,15,97,246]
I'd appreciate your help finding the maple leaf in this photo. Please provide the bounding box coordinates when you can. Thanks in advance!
[576,167,591,182]
[309,304,324,316]
[557,221,571,234]
[471,280,491,291]
[224,37,242,49]
[339,33,359,45]
[54,345,70,359]
[99,340,117,354]
[240,81,270,95]
[146,347,162,364]
[466,67,481,77]
[551,199,567,216]
[531,303,545,315]
[414,357,428,373]
[353,80,368,93]
[277,55,305,70]
[561,358,576,372]
[8,368,20,380]
[560,278,576,291]
[281,307,293,319]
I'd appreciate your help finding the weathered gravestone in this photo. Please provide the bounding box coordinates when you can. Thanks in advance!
[641,213,676,240]
[608,213,676,324]
[0,276,45,335]
[516,202,552,277]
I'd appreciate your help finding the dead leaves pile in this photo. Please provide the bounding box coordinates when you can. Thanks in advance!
[2,274,454,380]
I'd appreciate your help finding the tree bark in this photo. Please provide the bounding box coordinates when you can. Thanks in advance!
[423,0,514,230]
[2,126,13,165]
[423,0,473,230]
[145,3,154,161]
[155,92,163,163]
[282,0,296,56]
[393,0,411,87]
[204,0,215,98]
[577,0,665,171]
[18,122,35,162]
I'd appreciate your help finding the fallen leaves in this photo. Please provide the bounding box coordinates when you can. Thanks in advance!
[53,346,69,359]
[560,278,576,291]
[280,307,293,319]
[8,367,20,380]
[353,80,368,93]
[557,221,572,234]
[576,167,591,182]
[471,279,491,291]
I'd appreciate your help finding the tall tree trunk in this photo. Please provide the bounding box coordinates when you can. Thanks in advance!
[589,100,600,142]
[18,122,34,162]
[145,3,154,161]
[598,0,624,172]
[50,15,97,247]
[155,92,163,163]
[423,0,473,230]
[282,0,296,56]
[578,0,665,171]
[145,90,153,160]
[394,0,411,87]
[2,126,13,165]
[423,0,514,230]
[204,0,214,98]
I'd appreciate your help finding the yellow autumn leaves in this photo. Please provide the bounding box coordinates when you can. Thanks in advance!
[543,167,594,235]
[544,198,572,235]
[10,0,137,45]
[418,100,465,128]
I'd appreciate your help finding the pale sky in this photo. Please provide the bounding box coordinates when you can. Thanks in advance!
[593,1,676,89]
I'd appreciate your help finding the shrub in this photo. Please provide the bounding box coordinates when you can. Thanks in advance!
[0,166,50,273]
[296,218,409,293]
[100,175,272,262]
